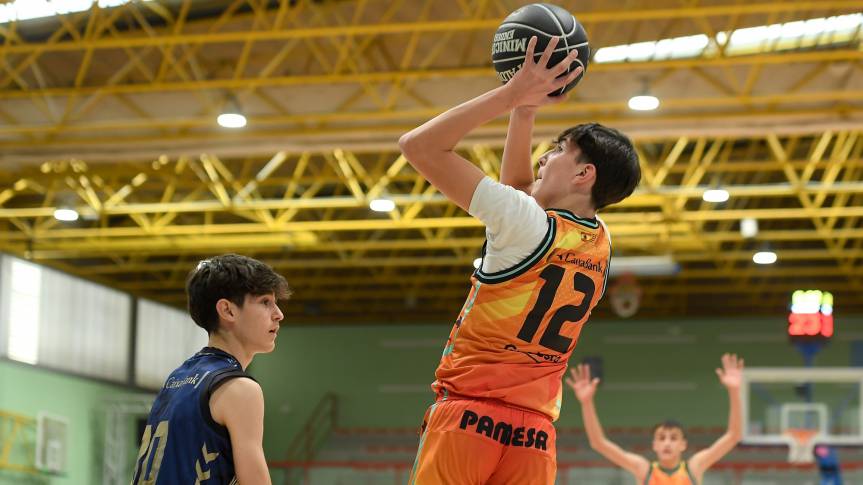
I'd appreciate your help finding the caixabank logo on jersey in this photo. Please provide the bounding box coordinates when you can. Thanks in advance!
[554,252,604,274]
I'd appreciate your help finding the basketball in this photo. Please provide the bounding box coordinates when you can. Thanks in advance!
[491,3,589,96]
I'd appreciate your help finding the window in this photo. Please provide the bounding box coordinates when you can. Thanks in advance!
[135,299,208,389]
[7,259,42,364]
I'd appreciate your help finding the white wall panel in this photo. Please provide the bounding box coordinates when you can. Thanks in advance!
[38,264,132,381]
[135,299,208,389]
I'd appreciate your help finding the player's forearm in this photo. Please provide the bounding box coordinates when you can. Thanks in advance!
[399,85,516,160]
[234,448,272,485]
[500,107,537,191]
[580,399,612,448]
[725,386,743,441]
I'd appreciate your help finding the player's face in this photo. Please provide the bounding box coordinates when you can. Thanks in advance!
[531,140,590,207]
[235,292,284,353]
[652,427,687,462]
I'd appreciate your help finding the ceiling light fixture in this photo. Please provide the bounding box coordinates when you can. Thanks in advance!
[608,255,679,277]
[703,189,730,203]
[593,13,863,64]
[53,208,79,222]
[369,198,395,212]
[628,78,659,111]
[628,94,660,111]
[0,0,152,24]
[217,94,247,128]
[753,251,777,265]
[740,218,759,239]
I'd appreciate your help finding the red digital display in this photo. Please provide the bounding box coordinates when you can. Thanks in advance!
[788,290,833,341]
[788,313,834,338]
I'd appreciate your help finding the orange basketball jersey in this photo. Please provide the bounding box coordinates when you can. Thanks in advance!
[431,208,611,421]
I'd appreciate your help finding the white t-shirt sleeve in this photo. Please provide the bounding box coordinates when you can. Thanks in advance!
[467,177,550,274]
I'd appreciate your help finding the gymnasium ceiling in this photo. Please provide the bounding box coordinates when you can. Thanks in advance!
[0,0,862,323]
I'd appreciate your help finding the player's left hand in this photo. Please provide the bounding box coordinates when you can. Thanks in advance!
[504,36,582,109]
[716,353,744,390]
[566,364,600,402]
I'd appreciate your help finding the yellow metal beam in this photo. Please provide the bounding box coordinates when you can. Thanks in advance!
[2,1,859,56]
[1,51,861,102]
[0,0,860,321]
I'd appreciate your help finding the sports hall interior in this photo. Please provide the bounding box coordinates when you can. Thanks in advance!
[0,1,862,484]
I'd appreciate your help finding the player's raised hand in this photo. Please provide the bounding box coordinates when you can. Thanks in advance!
[716,353,744,390]
[504,36,582,109]
[566,364,600,403]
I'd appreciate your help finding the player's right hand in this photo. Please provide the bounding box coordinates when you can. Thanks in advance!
[566,364,600,403]
[716,353,744,390]
[504,36,582,109]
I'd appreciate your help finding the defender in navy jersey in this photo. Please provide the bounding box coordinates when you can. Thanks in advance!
[132,254,290,485]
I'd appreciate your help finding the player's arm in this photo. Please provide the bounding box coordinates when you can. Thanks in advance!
[210,377,272,485]
[688,354,744,479]
[398,37,580,211]
[500,106,538,194]
[566,365,650,480]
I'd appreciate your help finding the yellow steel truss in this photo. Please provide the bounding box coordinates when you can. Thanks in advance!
[1,0,861,157]
[0,130,861,319]
[1,1,862,320]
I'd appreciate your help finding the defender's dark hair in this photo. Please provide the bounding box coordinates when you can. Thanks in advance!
[554,123,641,209]
[652,420,687,439]
[186,253,291,334]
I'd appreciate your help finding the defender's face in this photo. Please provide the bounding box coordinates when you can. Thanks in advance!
[531,140,588,207]
[235,292,284,353]
[652,427,687,462]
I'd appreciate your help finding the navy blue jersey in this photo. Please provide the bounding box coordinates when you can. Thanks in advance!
[132,347,252,484]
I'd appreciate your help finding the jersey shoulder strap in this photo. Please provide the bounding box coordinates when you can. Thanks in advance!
[198,367,257,437]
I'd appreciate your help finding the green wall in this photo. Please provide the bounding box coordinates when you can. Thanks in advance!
[2,314,860,483]
[254,315,863,460]
[0,360,129,485]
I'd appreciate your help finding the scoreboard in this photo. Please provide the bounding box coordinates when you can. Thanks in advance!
[788,290,834,341]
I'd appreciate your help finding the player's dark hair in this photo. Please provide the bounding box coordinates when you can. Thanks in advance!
[554,123,641,209]
[652,420,687,439]
[186,253,291,334]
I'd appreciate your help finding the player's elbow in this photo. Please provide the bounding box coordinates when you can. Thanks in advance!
[716,430,742,453]
[397,131,415,152]
[399,130,451,167]
[727,428,743,443]
[398,131,426,164]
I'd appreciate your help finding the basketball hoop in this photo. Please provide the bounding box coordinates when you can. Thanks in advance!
[741,368,863,466]
[784,428,819,463]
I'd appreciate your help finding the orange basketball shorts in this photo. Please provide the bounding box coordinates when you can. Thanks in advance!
[408,398,557,485]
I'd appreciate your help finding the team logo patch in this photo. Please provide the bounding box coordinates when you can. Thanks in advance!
[580,232,597,243]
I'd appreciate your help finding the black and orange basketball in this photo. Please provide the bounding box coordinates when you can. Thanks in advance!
[491,3,589,95]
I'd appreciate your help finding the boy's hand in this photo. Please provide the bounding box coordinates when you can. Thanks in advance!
[504,36,582,109]
[716,353,744,390]
[566,364,600,403]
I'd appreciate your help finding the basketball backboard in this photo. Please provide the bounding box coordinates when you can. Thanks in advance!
[742,367,863,463]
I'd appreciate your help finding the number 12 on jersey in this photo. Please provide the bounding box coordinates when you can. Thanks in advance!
[517,265,596,354]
